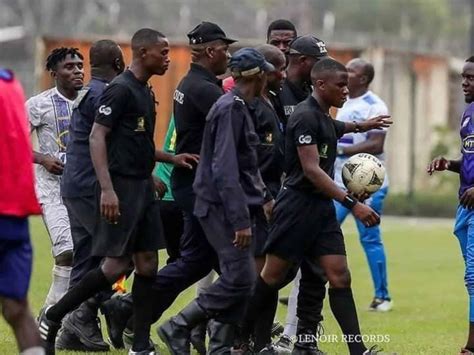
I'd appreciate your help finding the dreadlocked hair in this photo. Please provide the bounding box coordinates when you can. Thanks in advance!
[45,47,83,71]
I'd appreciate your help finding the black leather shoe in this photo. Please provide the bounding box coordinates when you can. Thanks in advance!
[190,321,207,354]
[56,327,100,351]
[101,294,133,349]
[62,302,109,351]
[157,300,208,355]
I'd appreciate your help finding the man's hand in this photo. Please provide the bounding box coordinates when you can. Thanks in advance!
[427,156,450,175]
[461,187,474,209]
[40,155,64,175]
[153,176,168,199]
[233,227,252,249]
[352,202,380,227]
[172,153,199,169]
[263,199,275,221]
[100,188,120,224]
[359,115,392,132]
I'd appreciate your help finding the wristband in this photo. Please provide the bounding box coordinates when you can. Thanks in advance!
[341,194,357,210]
[353,121,361,133]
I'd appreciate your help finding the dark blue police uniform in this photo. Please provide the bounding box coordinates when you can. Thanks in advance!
[193,87,266,322]
[61,77,108,287]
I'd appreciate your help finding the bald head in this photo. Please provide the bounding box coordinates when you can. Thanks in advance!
[347,58,374,85]
[255,44,285,67]
[90,40,123,68]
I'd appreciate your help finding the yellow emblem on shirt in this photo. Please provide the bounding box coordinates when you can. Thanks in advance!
[135,116,146,132]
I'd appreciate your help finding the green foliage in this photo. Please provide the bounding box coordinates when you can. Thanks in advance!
[385,191,458,217]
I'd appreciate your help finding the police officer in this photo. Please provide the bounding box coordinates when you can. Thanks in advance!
[280,35,328,126]
[58,39,131,351]
[158,47,274,355]
[38,28,197,355]
[148,21,236,331]
[245,58,391,355]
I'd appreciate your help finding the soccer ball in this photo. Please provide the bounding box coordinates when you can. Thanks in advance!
[341,153,385,195]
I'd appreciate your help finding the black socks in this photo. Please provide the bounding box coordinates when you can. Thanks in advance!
[132,273,156,351]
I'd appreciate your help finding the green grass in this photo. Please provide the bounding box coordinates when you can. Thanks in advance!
[0,216,466,354]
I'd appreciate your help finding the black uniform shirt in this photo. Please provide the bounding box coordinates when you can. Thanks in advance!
[249,97,284,197]
[62,77,108,198]
[284,95,345,195]
[193,89,265,231]
[173,63,223,188]
[95,70,156,179]
[279,78,311,127]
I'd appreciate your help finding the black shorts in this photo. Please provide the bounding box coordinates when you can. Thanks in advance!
[264,187,346,263]
[253,206,269,257]
[92,176,163,257]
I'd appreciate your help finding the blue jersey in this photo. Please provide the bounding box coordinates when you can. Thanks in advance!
[460,102,474,197]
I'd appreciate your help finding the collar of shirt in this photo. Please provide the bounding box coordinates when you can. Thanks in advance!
[307,95,330,117]
[123,69,147,87]
[190,63,222,86]
[90,76,109,85]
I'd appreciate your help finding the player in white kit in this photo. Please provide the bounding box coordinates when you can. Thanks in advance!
[334,58,392,311]
[26,47,84,313]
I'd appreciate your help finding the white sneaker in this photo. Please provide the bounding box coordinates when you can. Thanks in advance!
[368,298,393,312]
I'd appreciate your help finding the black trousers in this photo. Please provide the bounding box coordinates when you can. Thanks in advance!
[159,200,183,264]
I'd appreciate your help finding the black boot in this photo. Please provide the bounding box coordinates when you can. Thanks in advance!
[292,324,325,355]
[56,327,94,351]
[190,320,207,354]
[62,300,110,351]
[157,300,208,355]
[207,320,235,355]
[101,293,133,349]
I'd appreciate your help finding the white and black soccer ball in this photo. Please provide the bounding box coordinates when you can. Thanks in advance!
[341,153,385,195]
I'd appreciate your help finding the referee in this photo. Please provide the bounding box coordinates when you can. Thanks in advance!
[38,28,197,355]
[244,58,391,355]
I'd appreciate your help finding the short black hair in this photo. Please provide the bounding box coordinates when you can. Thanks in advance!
[266,19,297,40]
[311,58,347,80]
[131,28,166,51]
[466,56,474,63]
[363,62,375,85]
[90,39,121,67]
[45,47,83,71]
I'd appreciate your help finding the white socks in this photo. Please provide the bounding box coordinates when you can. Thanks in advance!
[20,346,45,355]
[43,265,71,308]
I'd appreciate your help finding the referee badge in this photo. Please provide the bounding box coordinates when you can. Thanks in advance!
[135,116,146,132]
[265,132,273,144]
[320,143,328,158]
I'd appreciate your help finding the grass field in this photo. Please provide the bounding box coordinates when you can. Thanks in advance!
[0,216,467,354]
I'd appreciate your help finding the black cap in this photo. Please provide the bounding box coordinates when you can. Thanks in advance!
[229,48,275,77]
[289,35,328,58]
[187,22,237,45]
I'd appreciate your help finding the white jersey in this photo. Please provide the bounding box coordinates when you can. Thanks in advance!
[26,87,75,204]
[334,90,389,189]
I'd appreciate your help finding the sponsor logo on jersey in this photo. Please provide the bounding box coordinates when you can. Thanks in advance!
[135,116,146,132]
[98,105,112,116]
[298,135,312,144]
[265,132,273,144]
[319,143,328,158]
[463,134,474,153]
